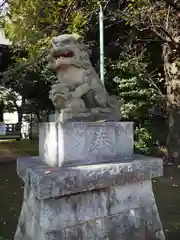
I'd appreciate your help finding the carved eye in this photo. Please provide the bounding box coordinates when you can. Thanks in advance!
[61,39,71,45]
[52,38,58,45]
[77,37,84,44]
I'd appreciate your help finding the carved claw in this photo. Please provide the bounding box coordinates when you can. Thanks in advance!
[91,108,111,114]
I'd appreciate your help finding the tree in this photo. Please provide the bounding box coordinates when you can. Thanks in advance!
[1,0,171,156]
[1,0,129,119]
[121,0,180,162]
[0,100,4,122]
[1,59,55,122]
[0,0,104,121]
[2,0,101,55]
[0,86,22,122]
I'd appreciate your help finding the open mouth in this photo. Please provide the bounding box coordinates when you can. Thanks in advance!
[54,51,74,59]
[60,51,74,58]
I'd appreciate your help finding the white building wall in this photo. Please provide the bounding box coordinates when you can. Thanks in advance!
[3,112,18,124]
[0,28,11,45]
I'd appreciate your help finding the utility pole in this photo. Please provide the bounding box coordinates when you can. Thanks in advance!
[99,3,104,86]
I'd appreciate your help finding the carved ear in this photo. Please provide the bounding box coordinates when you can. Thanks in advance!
[52,37,58,45]
[82,45,92,56]
[72,33,84,44]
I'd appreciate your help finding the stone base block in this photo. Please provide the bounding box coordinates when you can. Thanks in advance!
[39,121,133,167]
[15,156,165,240]
[49,110,121,122]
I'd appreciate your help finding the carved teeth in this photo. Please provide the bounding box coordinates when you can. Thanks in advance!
[60,52,74,57]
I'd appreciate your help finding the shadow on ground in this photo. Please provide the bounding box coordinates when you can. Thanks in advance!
[0,162,23,240]
[0,160,180,239]
[153,166,180,240]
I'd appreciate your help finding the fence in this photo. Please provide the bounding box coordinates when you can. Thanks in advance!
[0,123,21,140]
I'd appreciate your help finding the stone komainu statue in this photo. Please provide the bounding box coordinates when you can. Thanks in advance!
[47,33,122,121]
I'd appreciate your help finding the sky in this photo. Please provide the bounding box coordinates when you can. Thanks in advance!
[0,0,8,15]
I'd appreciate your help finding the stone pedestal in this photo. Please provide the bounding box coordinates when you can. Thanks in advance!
[39,122,133,167]
[15,155,165,240]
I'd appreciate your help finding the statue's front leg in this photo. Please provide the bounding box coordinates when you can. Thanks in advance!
[59,98,87,121]
[61,83,89,114]
[63,98,87,114]
[50,93,66,110]
[71,82,90,99]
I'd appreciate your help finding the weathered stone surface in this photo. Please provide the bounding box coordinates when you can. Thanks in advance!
[17,155,163,199]
[109,180,155,215]
[47,33,122,122]
[15,171,165,240]
[39,121,133,167]
[49,111,121,122]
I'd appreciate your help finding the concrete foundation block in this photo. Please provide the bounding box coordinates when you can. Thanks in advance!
[15,156,165,240]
